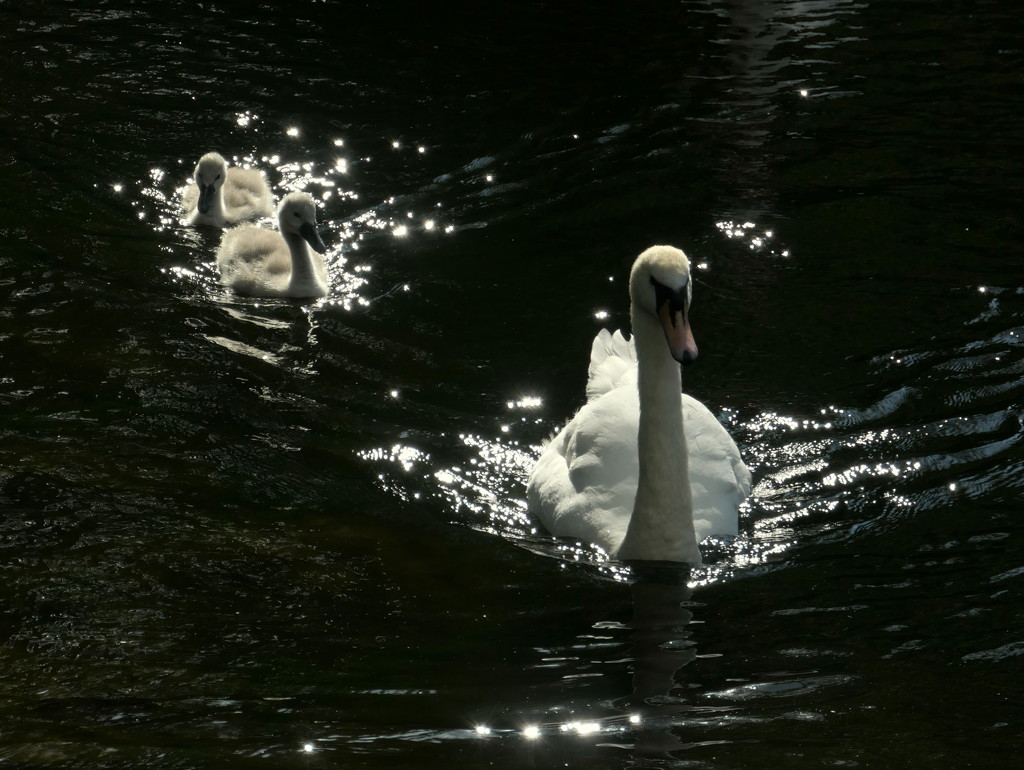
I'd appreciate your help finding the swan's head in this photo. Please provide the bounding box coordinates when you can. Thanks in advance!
[278,192,328,254]
[629,245,698,365]
[193,152,229,214]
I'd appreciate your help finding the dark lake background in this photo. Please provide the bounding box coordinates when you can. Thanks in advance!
[2,1,1023,767]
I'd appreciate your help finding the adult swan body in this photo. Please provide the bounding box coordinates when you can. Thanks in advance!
[527,245,751,563]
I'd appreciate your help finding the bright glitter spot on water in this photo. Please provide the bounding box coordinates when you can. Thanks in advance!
[566,721,601,736]
[594,310,610,320]
[286,126,300,137]
[522,725,541,740]
[302,743,314,754]
[715,219,788,258]
[475,725,492,736]
[507,396,542,410]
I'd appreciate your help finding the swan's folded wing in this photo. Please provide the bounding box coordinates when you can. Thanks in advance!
[529,352,752,556]
[587,329,637,401]
[527,386,639,555]
[682,396,751,539]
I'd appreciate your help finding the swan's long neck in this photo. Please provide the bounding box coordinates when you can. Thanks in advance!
[616,309,701,563]
[283,232,320,294]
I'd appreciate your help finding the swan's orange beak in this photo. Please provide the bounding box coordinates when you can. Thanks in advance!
[659,302,698,366]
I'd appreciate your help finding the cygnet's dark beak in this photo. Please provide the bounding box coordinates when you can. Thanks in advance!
[197,183,215,214]
[652,278,698,365]
[299,221,328,254]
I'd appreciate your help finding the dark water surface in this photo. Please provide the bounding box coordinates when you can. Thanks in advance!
[2,1,1023,767]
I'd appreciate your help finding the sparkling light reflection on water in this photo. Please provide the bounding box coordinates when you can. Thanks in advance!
[359,271,1024,591]
[132,121,467,319]
[45,114,1024,764]
[5,1,1024,766]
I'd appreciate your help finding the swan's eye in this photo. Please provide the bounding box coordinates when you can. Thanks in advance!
[650,276,688,315]
[293,211,300,217]
[215,174,221,181]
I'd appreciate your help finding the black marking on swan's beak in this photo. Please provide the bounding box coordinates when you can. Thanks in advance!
[651,276,698,365]
[299,221,328,254]
[197,183,215,214]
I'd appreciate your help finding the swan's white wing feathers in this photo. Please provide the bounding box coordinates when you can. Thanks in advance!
[681,395,750,539]
[528,331,750,554]
[587,329,637,400]
[528,386,639,554]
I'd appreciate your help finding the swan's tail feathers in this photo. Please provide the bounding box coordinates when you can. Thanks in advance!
[586,329,637,401]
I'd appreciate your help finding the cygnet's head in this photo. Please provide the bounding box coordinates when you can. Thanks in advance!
[629,245,698,365]
[193,152,229,214]
[278,192,328,254]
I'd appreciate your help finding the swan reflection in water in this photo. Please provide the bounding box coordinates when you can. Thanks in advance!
[620,562,704,760]
[484,565,710,761]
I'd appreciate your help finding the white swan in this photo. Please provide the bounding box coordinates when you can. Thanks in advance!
[182,151,275,227]
[527,245,751,563]
[215,192,329,298]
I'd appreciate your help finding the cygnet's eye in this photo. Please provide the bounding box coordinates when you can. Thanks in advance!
[293,211,300,217]
[215,173,221,181]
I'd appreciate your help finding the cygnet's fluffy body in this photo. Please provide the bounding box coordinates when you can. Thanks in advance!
[216,192,329,298]
[182,152,274,227]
